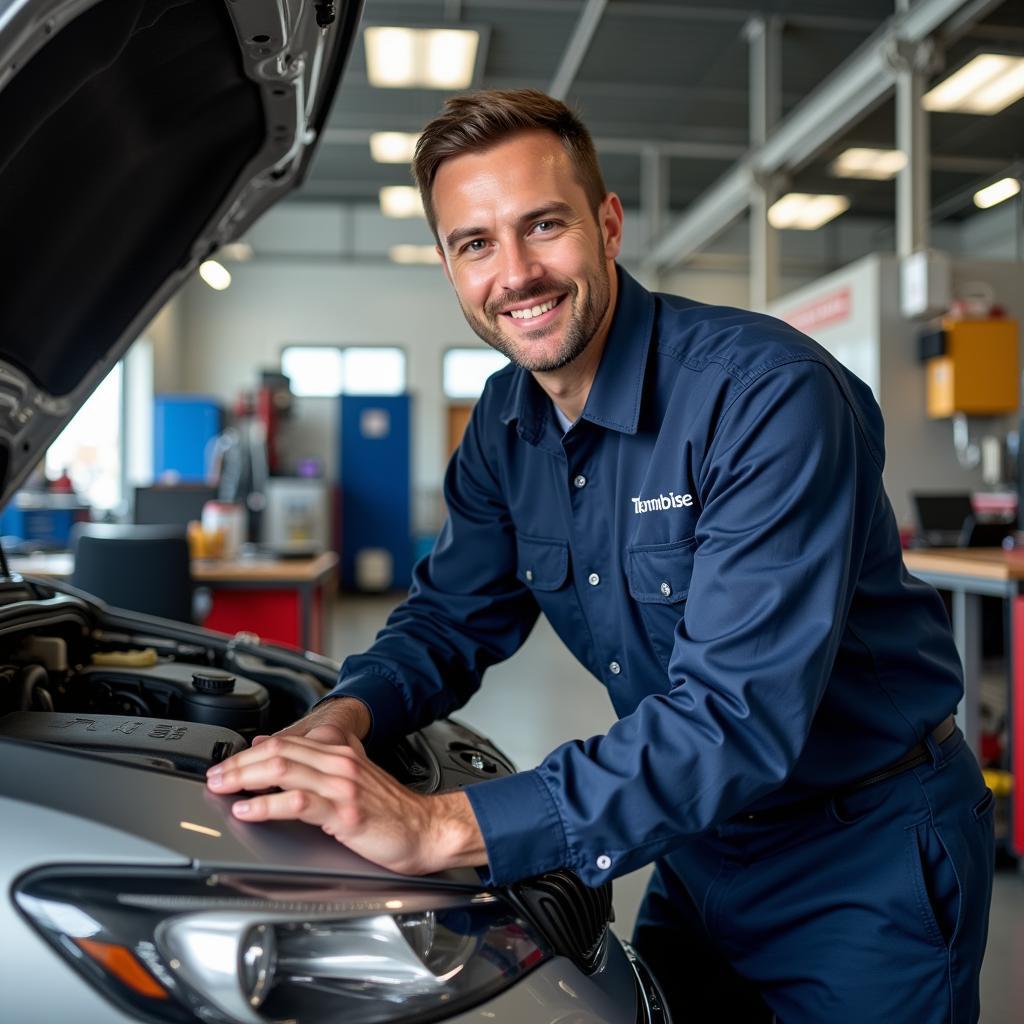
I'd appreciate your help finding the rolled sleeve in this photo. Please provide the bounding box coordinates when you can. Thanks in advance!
[466,768,570,886]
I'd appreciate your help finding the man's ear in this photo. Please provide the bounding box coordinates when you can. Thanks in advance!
[599,193,624,261]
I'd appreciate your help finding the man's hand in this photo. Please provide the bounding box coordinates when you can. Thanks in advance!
[250,696,372,749]
[205,733,487,876]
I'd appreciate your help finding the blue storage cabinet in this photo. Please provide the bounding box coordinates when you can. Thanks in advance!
[154,395,221,483]
[339,395,412,591]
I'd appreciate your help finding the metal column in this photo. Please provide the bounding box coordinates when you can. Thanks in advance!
[893,1,933,257]
[746,16,782,310]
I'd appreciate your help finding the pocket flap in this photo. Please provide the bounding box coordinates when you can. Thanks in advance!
[627,537,696,603]
[516,534,569,591]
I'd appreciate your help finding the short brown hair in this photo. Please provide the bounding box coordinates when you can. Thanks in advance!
[412,89,607,239]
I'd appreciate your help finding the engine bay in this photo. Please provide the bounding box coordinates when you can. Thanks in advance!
[0,589,515,792]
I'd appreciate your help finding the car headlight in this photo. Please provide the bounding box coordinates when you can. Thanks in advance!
[15,868,551,1023]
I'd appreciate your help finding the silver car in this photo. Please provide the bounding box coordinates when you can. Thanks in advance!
[0,1,667,1021]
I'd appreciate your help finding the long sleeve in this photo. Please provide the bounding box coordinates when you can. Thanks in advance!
[466,359,883,886]
[322,396,541,746]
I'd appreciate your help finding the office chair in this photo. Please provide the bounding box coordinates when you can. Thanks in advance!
[71,523,194,622]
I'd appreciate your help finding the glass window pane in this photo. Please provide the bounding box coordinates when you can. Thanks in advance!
[45,363,123,509]
[443,348,509,399]
[282,347,344,397]
[341,347,405,395]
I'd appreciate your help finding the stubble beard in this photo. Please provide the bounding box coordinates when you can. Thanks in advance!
[459,258,611,374]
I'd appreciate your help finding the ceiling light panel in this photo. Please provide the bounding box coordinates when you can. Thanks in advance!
[831,147,907,180]
[974,177,1021,210]
[923,54,1024,114]
[364,27,480,89]
[370,132,420,164]
[380,186,425,218]
[390,244,441,264]
[768,193,850,230]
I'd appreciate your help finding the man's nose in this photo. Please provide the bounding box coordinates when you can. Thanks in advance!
[498,239,543,292]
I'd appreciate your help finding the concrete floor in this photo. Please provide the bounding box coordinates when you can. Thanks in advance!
[329,594,1024,1021]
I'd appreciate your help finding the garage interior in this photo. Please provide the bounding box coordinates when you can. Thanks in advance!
[5,0,1024,1018]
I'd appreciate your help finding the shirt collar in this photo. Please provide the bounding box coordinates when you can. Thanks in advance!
[499,265,655,439]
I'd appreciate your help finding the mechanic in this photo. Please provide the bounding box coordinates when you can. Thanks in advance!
[208,89,995,1021]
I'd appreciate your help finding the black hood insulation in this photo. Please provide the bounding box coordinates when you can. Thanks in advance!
[0,0,264,395]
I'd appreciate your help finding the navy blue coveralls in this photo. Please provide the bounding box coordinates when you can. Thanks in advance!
[326,267,994,1021]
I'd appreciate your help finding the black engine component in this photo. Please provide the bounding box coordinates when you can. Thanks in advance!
[77,662,269,739]
[0,711,245,774]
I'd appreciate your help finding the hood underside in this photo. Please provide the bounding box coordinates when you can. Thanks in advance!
[0,0,361,503]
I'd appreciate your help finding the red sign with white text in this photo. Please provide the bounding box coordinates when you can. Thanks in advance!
[780,287,851,335]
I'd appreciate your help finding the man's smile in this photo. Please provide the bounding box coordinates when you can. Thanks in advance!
[499,293,568,327]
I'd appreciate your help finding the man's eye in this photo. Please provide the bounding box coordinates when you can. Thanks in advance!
[463,239,487,254]
[534,220,558,233]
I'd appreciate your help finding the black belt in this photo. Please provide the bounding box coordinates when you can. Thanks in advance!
[736,716,958,825]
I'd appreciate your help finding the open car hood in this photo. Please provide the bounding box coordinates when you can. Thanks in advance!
[0,0,362,504]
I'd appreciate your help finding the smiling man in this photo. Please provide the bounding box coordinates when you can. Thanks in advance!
[208,90,994,1021]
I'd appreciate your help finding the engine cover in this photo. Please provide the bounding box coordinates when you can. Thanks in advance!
[0,711,245,774]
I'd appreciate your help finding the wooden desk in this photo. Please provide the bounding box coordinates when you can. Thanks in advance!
[9,551,338,653]
[903,547,1024,854]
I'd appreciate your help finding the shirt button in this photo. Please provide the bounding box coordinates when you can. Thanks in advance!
[573,474,587,489]
[588,572,600,586]
[660,581,671,597]
[596,854,612,870]
[609,661,621,675]
[525,569,534,582]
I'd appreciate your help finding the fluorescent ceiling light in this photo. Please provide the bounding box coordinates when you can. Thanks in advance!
[831,147,907,180]
[768,193,850,230]
[974,176,1021,209]
[923,53,1024,114]
[199,260,231,290]
[364,26,479,89]
[390,244,441,264]
[370,132,420,163]
[380,186,424,218]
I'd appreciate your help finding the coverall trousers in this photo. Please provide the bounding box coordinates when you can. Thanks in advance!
[632,731,995,1022]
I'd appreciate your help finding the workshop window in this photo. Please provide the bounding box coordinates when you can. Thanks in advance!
[443,348,509,399]
[45,362,123,510]
[281,346,406,396]
[281,346,345,397]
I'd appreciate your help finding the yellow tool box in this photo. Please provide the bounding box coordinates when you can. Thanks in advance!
[924,318,1020,418]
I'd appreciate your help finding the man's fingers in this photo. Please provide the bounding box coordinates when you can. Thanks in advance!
[208,740,364,796]
[231,789,333,826]
[209,756,347,800]
[210,734,359,777]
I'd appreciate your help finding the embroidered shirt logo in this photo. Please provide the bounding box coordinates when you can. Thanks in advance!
[631,491,694,514]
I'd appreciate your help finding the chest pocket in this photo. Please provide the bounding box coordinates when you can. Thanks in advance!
[516,533,570,592]
[626,536,696,670]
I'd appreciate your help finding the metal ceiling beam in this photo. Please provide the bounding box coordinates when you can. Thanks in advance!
[549,0,608,100]
[646,0,1007,271]
[319,126,745,162]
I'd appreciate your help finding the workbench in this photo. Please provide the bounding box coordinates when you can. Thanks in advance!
[902,547,1023,854]
[9,551,338,653]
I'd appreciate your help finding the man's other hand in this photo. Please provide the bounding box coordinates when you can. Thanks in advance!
[205,733,486,875]
[250,696,372,748]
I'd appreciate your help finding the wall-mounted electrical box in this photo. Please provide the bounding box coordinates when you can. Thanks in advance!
[923,318,1019,419]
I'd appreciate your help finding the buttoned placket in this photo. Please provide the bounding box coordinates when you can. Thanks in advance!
[564,432,623,688]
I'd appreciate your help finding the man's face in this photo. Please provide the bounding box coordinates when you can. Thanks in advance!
[432,130,622,373]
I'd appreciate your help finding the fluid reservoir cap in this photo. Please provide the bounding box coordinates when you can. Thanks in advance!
[192,671,236,694]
